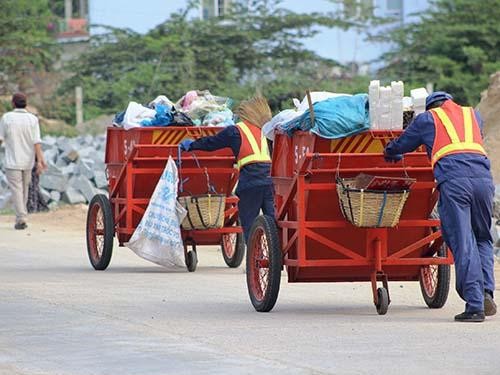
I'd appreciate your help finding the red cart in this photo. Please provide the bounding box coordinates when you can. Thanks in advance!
[86,126,244,272]
[246,130,453,314]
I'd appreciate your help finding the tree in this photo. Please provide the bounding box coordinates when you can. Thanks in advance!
[376,0,500,105]
[0,0,58,92]
[54,0,376,122]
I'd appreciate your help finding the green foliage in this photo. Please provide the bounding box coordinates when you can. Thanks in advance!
[54,0,376,122]
[376,0,500,105]
[0,0,58,91]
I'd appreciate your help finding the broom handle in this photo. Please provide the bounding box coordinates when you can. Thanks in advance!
[306,90,315,126]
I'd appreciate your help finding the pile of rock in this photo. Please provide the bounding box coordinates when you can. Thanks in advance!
[0,134,108,210]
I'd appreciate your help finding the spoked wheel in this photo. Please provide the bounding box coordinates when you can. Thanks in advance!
[86,194,114,270]
[246,215,282,312]
[185,243,198,272]
[221,222,245,268]
[375,287,389,315]
[419,244,450,308]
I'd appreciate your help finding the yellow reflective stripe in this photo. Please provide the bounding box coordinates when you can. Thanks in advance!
[432,107,460,143]
[236,123,271,169]
[239,123,261,155]
[432,142,487,166]
[463,107,473,143]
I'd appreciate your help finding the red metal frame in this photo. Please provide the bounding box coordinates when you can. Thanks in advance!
[271,130,453,305]
[104,127,242,248]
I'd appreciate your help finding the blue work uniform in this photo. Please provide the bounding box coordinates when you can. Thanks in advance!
[385,110,495,313]
[189,126,275,242]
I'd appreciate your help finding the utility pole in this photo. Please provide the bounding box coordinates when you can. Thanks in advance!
[75,86,83,126]
[65,0,72,22]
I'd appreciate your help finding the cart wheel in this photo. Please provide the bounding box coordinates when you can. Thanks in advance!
[221,224,245,268]
[86,194,114,270]
[419,244,450,308]
[185,244,198,272]
[375,287,389,315]
[246,215,282,312]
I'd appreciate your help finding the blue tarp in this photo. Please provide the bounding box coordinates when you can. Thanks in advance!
[279,94,370,139]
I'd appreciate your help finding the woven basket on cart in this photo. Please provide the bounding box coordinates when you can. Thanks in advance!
[336,178,411,228]
[178,194,226,230]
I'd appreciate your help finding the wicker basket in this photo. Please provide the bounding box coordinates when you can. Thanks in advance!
[178,194,226,230]
[336,178,410,228]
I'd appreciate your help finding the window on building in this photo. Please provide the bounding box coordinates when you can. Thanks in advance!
[386,0,403,16]
[201,0,232,20]
[343,0,373,18]
[201,0,216,20]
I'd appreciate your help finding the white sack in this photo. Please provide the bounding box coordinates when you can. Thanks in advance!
[126,156,186,268]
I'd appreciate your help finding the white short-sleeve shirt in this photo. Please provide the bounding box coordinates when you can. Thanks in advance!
[0,109,42,170]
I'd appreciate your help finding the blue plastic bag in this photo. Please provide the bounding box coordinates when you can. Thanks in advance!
[280,94,370,139]
[141,104,174,127]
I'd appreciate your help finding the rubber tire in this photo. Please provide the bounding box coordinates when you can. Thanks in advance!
[419,244,451,308]
[246,215,282,312]
[221,225,246,268]
[86,194,114,270]
[376,287,389,315]
[185,244,198,272]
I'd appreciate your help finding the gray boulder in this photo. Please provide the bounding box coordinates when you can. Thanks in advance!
[50,190,61,202]
[494,185,500,220]
[93,170,108,189]
[40,171,68,192]
[77,158,95,180]
[62,187,86,204]
[72,175,97,202]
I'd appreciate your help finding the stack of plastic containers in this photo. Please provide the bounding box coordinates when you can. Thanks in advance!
[368,80,405,130]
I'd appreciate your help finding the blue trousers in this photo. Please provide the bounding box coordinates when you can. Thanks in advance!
[237,185,275,243]
[438,177,495,313]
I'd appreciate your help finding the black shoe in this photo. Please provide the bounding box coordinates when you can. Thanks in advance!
[14,222,27,230]
[454,311,485,322]
[484,293,497,317]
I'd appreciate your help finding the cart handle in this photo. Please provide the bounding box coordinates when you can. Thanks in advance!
[335,153,410,180]
[177,144,218,195]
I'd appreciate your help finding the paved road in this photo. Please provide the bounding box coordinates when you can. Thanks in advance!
[1,210,499,375]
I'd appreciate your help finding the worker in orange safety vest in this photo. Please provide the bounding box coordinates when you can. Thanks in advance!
[180,96,274,244]
[384,91,496,322]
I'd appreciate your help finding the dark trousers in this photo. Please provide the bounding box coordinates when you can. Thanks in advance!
[438,177,495,313]
[237,185,275,243]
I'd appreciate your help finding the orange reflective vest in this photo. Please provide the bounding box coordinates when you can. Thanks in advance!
[429,100,487,168]
[235,122,271,169]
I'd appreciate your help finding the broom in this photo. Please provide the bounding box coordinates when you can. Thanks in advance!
[236,96,272,128]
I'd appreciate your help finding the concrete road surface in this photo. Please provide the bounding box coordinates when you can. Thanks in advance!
[1,207,499,375]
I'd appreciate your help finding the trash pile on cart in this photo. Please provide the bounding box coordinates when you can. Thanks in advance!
[113,90,235,130]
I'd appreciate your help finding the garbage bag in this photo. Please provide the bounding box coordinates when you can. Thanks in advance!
[126,156,186,268]
[148,95,174,109]
[293,92,350,111]
[170,110,195,126]
[262,109,303,141]
[202,108,235,127]
[123,101,156,130]
[140,104,174,127]
[280,94,370,139]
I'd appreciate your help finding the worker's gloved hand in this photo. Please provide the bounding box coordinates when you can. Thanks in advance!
[180,139,194,152]
[384,152,403,163]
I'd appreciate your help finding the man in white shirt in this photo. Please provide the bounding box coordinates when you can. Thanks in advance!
[0,93,47,229]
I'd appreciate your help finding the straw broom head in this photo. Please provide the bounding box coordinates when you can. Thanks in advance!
[236,96,272,128]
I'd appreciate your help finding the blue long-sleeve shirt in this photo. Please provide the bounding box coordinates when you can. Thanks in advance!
[189,126,272,193]
[385,109,492,185]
